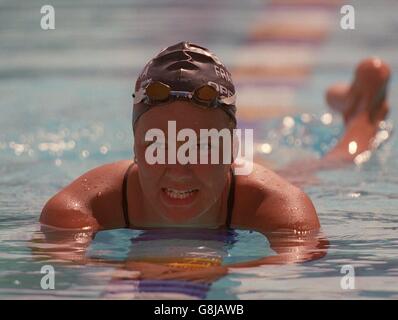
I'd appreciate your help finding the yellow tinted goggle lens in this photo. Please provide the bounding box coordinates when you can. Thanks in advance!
[194,85,218,103]
[146,81,170,102]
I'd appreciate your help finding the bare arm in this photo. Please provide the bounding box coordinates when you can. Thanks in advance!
[35,160,133,264]
[227,163,327,268]
[40,160,132,230]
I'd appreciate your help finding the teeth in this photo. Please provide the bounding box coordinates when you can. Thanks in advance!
[164,188,197,199]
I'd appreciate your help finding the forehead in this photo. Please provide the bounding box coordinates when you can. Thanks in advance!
[135,101,230,135]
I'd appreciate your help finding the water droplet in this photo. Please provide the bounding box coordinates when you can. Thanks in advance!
[283,116,295,129]
[348,141,358,155]
[100,146,108,154]
[347,192,361,198]
[81,150,89,158]
[260,143,272,154]
[320,113,333,125]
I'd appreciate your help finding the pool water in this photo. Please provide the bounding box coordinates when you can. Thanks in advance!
[1,0,398,299]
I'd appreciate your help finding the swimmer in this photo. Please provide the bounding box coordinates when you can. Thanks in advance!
[38,42,391,277]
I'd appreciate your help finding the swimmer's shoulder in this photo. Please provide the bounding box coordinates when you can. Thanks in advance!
[233,162,319,232]
[40,160,134,230]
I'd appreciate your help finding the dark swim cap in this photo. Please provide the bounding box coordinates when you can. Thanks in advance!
[132,41,237,129]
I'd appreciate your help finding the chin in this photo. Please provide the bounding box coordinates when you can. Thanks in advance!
[161,209,200,224]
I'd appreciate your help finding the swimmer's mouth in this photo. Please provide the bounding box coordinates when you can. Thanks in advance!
[162,188,199,200]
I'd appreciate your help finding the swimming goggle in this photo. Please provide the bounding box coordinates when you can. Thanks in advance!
[133,80,236,109]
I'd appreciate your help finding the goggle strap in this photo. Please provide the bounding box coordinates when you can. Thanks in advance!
[133,86,236,106]
[133,87,146,104]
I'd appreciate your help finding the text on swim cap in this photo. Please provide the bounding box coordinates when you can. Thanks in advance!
[214,66,233,83]
[208,81,234,98]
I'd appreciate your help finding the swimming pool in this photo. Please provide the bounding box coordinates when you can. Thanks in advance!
[1,0,398,299]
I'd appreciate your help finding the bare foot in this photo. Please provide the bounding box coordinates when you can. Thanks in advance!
[277,58,392,184]
[323,58,391,162]
[326,57,390,125]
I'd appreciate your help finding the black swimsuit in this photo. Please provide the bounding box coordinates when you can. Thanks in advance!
[121,162,235,229]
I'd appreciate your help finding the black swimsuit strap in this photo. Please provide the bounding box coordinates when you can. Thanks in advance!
[225,167,236,229]
[122,163,236,229]
[122,162,135,228]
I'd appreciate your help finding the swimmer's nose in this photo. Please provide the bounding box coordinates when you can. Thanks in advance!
[164,162,194,183]
[165,160,190,172]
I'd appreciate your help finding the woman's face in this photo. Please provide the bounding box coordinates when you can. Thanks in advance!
[134,101,232,225]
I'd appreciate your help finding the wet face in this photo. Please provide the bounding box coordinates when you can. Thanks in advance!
[134,101,233,225]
